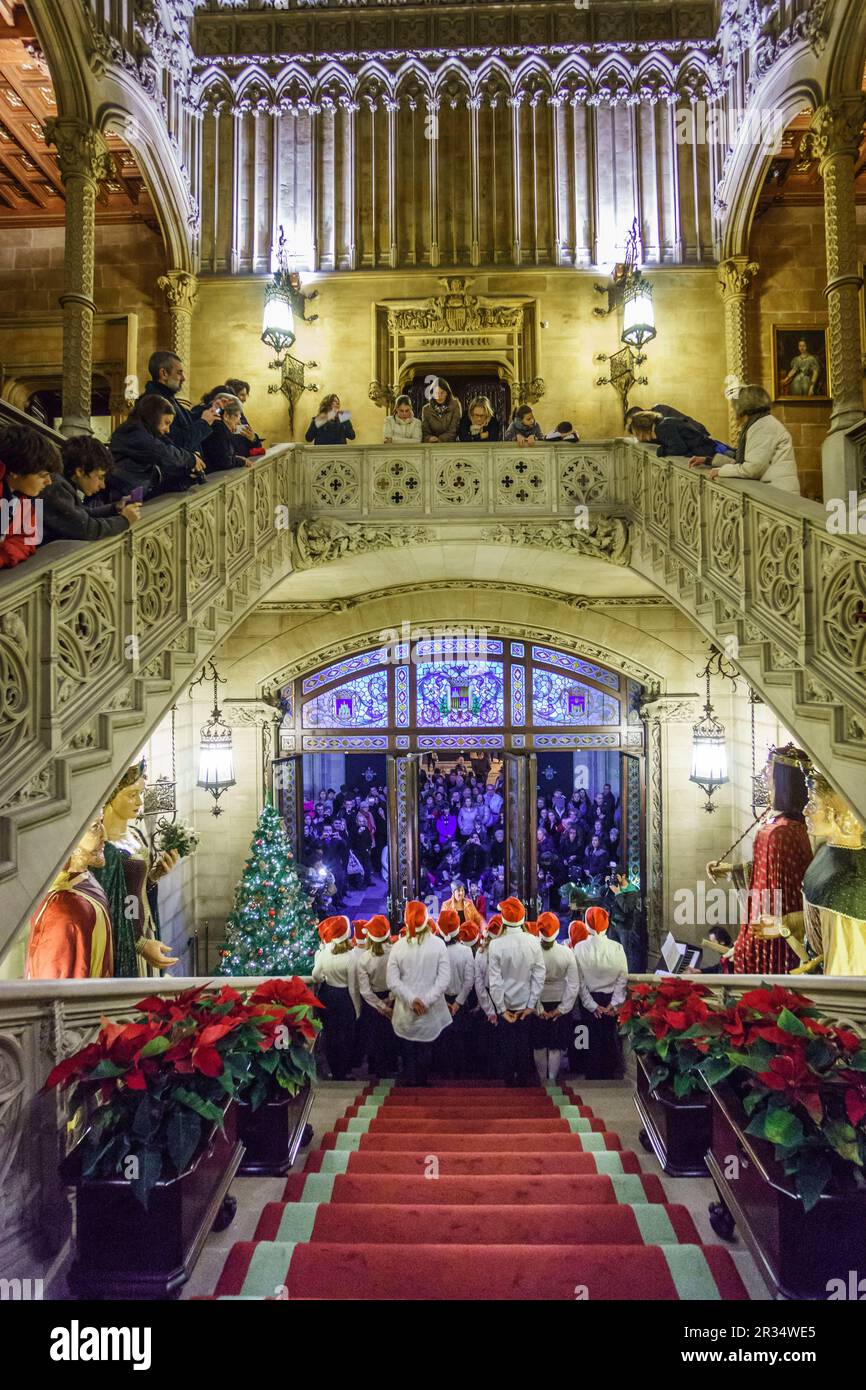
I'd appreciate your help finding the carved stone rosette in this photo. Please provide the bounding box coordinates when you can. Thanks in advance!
[43,119,113,436]
[804,98,866,434]
[717,256,758,438]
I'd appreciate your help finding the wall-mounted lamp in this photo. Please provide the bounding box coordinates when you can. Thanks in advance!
[689,647,738,813]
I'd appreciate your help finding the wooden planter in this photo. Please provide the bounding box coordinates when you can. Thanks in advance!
[633,1052,712,1177]
[705,1082,866,1300]
[63,1104,244,1301]
[238,1081,315,1177]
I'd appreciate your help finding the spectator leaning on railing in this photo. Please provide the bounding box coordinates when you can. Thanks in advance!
[40,436,141,544]
[689,385,801,495]
[224,378,265,458]
[0,423,59,568]
[200,395,253,472]
[143,350,218,454]
[109,394,205,502]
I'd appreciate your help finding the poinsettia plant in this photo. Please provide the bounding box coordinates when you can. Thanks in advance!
[45,980,321,1208]
[698,985,866,1210]
[617,977,729,1099]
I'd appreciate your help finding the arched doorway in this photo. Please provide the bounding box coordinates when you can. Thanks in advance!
[407,367,512,428]
[272,633,645,929]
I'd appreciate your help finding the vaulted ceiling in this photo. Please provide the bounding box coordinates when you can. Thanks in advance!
[0,4,155,225]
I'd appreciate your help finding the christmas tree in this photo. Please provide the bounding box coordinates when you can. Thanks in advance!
[217,802,319,976]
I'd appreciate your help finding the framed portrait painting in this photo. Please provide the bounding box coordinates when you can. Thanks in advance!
[771,326,831,403]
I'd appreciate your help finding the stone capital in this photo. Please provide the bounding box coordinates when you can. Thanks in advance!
[157,270,200,315]
[43,118,112,185]
[803,97,866,167]
[718,256,759,301]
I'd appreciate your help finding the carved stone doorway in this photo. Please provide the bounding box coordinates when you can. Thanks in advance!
[408,366,512,427]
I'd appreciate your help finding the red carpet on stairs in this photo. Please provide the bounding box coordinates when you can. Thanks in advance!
[208,1081,751,1301]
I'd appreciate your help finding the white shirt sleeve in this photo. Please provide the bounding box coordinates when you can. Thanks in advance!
[610,950,629,1009]
[577,962,599,1014]
[456,949,473,1006]
[527,942,547,1010]
[383,416,395,442]
[346,951,362,1018]
[474,954,494,1016]
[487,944,505,1013]
[312,953,325,985]
[357,954,387,1012]
[558,951,580,1015]
[423,940,451,1008]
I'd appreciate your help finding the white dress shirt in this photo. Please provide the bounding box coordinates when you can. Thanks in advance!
[487,926,546,1013]
[357,946,392,1011]
[312,944,362,1018]
[443,940,475,1005]
[538,942,579,1013]
[474,950,495,1018]
[574,934,628,1012]
[386,931,452,1042]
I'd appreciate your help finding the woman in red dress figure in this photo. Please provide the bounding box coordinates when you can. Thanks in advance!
[708,745,814,975]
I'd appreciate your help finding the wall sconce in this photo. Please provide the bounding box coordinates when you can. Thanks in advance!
[621,274,657,351]
[264,226,319,430]
[689,647,738,813]
[595,347,648,422]
[593,218,643,318]
[190,661,235,817]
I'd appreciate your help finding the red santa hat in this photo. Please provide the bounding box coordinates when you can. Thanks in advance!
[537,911,560,940]
[365,914,391,944]
[404,900,430,938]
[459,920,480,946]
[525,919,540,936]
[352,918,368,944]
[585,906,610,935]
[569,919,590,947]
[497,896,526,927]
[319,915,351,946]
[438,908,461,941]
[485,914,505,937]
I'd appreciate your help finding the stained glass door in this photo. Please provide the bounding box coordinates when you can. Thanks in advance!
[272,755,303,854]
[503,751,538,913]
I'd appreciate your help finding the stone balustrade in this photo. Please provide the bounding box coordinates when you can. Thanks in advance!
[1,970,863,1287]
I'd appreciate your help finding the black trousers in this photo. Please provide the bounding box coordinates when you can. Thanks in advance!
[360,995,398,1077]
[317,982,357,1081]
[497,1012,534,1085]
[583,990,623,1080]
[435,995,467,1078]
[400,1037,434,1087]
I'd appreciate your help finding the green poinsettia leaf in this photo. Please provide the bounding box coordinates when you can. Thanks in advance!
[777,1008,808,1037]
[166,1108,201,1177]
[699,1057,736,1087]
[795,1157,833,1212]
[764,1107,805,1148]
[824,1121,863,1166]
[138,1035,172,1058]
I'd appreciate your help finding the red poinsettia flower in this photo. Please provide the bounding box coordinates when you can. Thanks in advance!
[738,986,814,1017]
[43,1042,104,1092]
[251,977,322,1011]
[844,1087,866,1128]
[754,1048,823,1125]
[834,1028,864,1054]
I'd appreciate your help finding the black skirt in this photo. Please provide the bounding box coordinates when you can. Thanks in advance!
[531,1004,572,1050]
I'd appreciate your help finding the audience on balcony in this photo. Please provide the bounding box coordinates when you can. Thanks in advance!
[457,396,502,442]
[41,437,141,544]
[306,394,356,446]
[627,408,720,461]
[505,404,545,445]
[224,379,265,458]
[383,395,423,444]
[108,394,205,501]
[546,421,580,442]
[0,424,58,568]
[143,351,218,454]
[421,378,462,443]
[200,395,253,473]
[691,385,800,495]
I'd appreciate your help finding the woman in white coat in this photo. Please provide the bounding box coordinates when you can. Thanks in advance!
[311,915,361,1080]
[691,384,800,494]
[386,900,451,1087]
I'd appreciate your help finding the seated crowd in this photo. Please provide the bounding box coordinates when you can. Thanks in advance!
[1,360,803,571]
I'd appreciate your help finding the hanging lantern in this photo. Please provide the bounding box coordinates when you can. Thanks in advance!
[190,661,235,817]
[621,275,656,351]
[261,226,297,359]
[689,652,733,813]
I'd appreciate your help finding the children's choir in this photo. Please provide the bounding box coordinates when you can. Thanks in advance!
[311,896,628,1087]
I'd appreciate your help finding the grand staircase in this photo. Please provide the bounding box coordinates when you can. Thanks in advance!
[200,1080,752,1301]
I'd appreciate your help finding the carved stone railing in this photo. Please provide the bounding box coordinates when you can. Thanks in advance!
[623,441,866,824]
[0,451,293,948]
[1,971,862,1288]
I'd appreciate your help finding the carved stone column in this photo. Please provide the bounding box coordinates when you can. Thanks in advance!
[157,270,199,404]
[804,97,866,497]
[44,119,112,437]
[717,256,759,439]
[640,694,700,960]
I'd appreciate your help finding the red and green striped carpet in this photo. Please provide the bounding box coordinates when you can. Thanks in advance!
[208,1080,749,1300]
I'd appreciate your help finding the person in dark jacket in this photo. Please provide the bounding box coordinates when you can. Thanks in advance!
[457,395,501,442]
[143,351,218,455]
[41,436,141,544]
[626,403,733,458]
[305,394,356,446]
[628,410,718,461]
[224,378,265,458]
[200,395,250,473]
[603,873,647,974]
[0,423,59,568]
[109,394,205,501]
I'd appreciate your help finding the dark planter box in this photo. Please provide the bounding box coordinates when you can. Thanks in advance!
[633,1051,712,1177]
[706,1081,866,1300]
[63,1104,244,1300]
[238,1081,315,1176]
